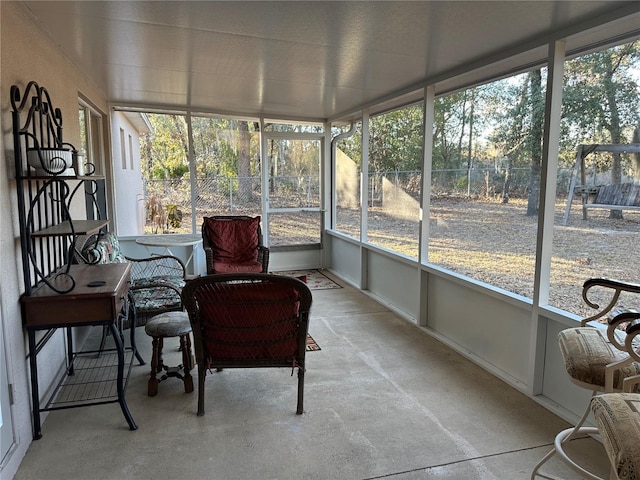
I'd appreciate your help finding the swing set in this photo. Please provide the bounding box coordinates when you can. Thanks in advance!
[561,143,640,225]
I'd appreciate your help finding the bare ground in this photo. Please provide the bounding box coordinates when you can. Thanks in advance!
[341,196,640,318]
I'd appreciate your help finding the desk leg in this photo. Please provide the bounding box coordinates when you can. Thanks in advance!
[27,329,43,440]
[109,322,137,431]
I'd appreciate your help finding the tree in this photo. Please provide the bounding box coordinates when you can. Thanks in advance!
[236,120,253,204]
[488,73,532,203]
[141,114,189,179]
[527,69,544,215]
[562,41,640,218]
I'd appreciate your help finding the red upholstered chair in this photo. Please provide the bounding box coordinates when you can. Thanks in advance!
[202,215,269,274]
[181,273,312,416]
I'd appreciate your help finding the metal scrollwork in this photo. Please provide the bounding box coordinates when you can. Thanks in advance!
[12,81,104,295]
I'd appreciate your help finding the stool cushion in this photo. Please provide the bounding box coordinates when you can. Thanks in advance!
[558,327,640,391]
[145,311,192,337]
[591,393,640,480]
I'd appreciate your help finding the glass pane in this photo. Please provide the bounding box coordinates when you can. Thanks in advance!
[78,106,87,157]
[140,113,192,234]
[267,138,321,246]
[428,73,540,298]
[334,122,362,239]
[550,40,640,315]
[191,116,261,228]
[267,138,320,209]
[367,104,423,258]
[269,211,321,246]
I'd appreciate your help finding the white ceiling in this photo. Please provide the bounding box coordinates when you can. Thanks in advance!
[20,1,640,121]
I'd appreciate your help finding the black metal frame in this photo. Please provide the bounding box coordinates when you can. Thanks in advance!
[12,81,140,439]
[11,81,103,294]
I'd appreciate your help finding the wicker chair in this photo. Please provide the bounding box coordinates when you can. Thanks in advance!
[201,215,269,274]
[181,273,312,416]
[531,278,640,480]
[75,232,187,328]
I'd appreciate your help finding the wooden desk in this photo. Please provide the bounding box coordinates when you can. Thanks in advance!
[21,263,140,439]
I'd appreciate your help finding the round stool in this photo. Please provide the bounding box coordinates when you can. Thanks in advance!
[144,311,194,397]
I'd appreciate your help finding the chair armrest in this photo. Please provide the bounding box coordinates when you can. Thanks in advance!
[581,277,640,326]
[606,308,640,351]
[125,254,186,281]
[203,246,214,275]
[624,318,640,364]
[258,246,270,273]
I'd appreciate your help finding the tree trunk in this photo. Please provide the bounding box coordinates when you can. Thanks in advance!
[527,69,543,216]
[633,123,640,182]
[502,156,512,204]
[237,121,252,205]
[601,52,624,219]
[466,95,475,197]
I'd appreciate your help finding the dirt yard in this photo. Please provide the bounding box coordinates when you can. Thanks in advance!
[349,196,640,318]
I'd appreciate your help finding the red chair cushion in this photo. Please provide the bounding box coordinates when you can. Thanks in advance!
[204,216,260,265]
[212,260,263,274]
[195,282,301,361]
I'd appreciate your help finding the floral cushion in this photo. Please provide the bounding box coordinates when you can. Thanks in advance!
[131,275,185,314]
[81,232,127,264]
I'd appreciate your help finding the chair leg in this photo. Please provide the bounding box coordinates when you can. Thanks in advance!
[185,333,195,371]
[148,336,161,397]
[197,364,206,416]
[531,391,603,480]
[296,367,304,415]
[180,334,194,394]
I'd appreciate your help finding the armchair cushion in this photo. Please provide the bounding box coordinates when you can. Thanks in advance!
[558,326,640,391]
[203,216,263,273]
[591,393,640,479]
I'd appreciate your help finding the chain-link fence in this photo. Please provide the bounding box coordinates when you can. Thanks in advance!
[143,167,575,232]
[143,175,320,233]
[367,167,575,206]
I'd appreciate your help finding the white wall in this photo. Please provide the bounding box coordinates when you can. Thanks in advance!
[1,3,110,477]
[111,112,145,236]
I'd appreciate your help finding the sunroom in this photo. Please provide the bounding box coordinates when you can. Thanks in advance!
[2,1,640,479]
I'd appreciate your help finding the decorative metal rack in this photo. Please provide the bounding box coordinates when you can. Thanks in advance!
[12,81,107,294]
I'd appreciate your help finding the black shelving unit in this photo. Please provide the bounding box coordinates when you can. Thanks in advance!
[12,81,140,440]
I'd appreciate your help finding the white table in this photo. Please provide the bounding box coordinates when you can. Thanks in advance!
[135,234,202,276]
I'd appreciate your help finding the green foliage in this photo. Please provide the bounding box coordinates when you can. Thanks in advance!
[141,114,189,179]
[166,204,183,228]
[562,41,640,146]
[370,103,424,173]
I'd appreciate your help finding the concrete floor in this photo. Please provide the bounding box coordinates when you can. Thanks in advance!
[13,274,611,480]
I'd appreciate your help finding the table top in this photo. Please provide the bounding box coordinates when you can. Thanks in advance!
[21,263,132,328]
[135,234,203,247]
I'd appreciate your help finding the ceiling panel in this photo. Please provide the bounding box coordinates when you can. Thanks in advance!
[19,1,640,120]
